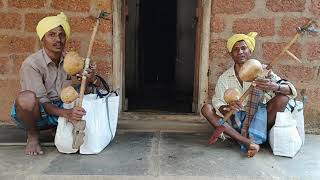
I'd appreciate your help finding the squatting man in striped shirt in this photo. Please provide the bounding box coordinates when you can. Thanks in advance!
[201,32,297,157]
[10,13,101,155]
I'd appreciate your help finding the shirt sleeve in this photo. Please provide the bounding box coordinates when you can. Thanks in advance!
[20,63,51,103]
[212,78,227,118]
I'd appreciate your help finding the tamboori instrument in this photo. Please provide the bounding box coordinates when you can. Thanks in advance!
[60,10,110,150]
[72,10,110,149]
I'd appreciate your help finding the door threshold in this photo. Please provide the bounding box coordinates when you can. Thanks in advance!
[118,112,211,132]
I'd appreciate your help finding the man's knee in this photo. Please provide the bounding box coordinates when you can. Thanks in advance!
[268,94,290,111]
[274,94,289,106]
[16,90,38,112]
[201,103,214,116]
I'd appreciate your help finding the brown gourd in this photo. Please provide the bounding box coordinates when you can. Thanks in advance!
[239,59,263,82]
[224,88,241,104]
[63,51,84,75]
[60,86,79,104]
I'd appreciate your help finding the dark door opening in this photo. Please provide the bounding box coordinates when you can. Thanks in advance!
[125,0,197,113]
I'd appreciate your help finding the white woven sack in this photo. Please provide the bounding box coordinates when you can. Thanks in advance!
[55,93,119,154]
[269,111,302,158]
[79,93,119,154]
[291,100,305,144]
[54,102,78,154]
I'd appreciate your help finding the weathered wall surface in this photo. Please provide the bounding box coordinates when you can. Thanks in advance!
[209,0,320,128]
[0,0,112,122]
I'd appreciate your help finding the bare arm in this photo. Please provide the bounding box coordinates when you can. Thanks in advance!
[253,79,293,96]
[43,103,86,121]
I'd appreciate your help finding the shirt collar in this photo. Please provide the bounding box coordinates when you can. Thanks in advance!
[41,48,64,66]
[228,64,246,88]
[226,64,236,78]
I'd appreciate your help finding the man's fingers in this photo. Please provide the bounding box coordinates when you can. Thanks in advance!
[253,80,270,90]
[71,113,84,121]
[74,110,86,116]
[255,79,269,83]
[228,101,243,112]
[76,73,82,81]
[223,107,231,111]
[230,106,240,112]
[74,106,86,112]
[71,107,86,120]
[86,69,93,74]
[235,101,244,108]
[69,113,82,121]
[229,104,239,111]
[77,107,86,113]
[89,63,97,70]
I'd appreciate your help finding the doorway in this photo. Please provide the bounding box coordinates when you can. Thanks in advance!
[125,0,197,113]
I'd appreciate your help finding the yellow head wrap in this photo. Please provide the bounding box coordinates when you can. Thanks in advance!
[36,12,71,40]
[227,32,258,53]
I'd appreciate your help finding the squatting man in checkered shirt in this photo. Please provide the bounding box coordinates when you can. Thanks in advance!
[201,32,297,157]
[10,13,101,156]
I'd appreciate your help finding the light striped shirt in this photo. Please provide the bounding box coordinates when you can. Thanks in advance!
[212,64,297,117]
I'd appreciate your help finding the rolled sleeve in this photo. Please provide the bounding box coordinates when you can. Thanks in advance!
[282,81,297,99]
[20,64,51,103]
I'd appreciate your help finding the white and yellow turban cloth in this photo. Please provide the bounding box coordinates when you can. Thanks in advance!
[227,32,258,53]
[36,12,71,40]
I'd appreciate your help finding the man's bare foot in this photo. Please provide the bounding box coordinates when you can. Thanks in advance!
[247,143,260,158]
[25,133,43,155]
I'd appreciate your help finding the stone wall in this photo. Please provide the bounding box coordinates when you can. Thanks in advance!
[0,0,112,122]
[209,0,320,128]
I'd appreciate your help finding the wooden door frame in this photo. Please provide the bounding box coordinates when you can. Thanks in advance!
[112,0,211,113]
[112,0,125,112]
[193,0,211,113]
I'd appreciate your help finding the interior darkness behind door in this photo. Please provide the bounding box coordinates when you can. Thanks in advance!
[126,0,196,113]
[139,0,176,84]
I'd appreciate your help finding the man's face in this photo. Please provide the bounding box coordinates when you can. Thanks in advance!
[229,40,252,64]
[42,26,66,53]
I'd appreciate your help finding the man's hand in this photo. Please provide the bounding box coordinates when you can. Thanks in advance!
[65,106,86,121]
[252,78,278,92]
[227,100,244,112]
[219,100,244,115]
[76,63,97,83]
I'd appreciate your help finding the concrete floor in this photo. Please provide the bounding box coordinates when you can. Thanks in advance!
[0,126,319,180]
